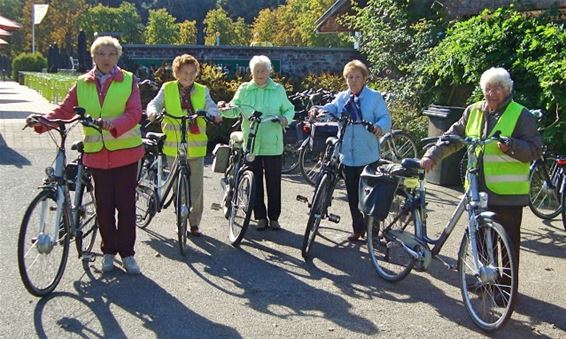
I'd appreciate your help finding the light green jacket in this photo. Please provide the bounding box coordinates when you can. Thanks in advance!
[222,78,295,156]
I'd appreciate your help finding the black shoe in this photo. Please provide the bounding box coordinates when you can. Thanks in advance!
[256,219,268,231]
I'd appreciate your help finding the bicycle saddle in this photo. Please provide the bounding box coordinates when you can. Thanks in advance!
[71,140,84,153]
[230,131,244,146]
[145,132,166,143]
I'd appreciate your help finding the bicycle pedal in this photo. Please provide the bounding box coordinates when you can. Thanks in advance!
[328,214,340,223]
[82,253,95,262]
[211,203,222,211]
[296,195,308,203]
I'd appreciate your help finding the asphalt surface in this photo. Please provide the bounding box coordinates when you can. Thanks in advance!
[0,81,565,338]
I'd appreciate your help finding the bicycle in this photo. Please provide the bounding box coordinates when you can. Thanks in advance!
[364,133,518,331]
[18,107,99,297]
[135,109,214,256]
[554,156,566,231]
[296,111,376,259]
[211,107,281,247]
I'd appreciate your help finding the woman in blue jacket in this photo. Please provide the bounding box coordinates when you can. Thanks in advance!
[309,60,392,241]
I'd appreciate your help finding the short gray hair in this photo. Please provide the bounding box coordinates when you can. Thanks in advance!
[90,36,122,58]
[480,67,513,95]
[249,55,272,73]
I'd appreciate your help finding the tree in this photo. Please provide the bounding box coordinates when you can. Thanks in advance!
[203,6,250,46]
[144,8,178,45]
[78,2,143,45]
[177,20,197,45]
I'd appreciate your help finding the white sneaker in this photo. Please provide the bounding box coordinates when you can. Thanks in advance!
[102,254,115,272]
[122,256,141,275]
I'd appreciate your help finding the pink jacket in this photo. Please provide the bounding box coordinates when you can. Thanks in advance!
[36,67,144,169]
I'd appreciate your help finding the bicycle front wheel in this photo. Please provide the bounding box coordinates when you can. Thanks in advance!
[380,131,418,163]
[135,161,157,229]
[228,170,255,247]
[302,173,329,259]
[73,181,98,256]
[367,190,416,282]
[528,157,561,219]
[18,190,70,297]
[176,173,190,256]
[299,142,324,186]
[281,143,300,174]
[458,219,517,332]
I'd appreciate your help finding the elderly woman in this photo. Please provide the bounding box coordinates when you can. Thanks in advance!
[146,54,221,237]
[27,36,144,274]
[421,67,542,294]
[218,55,294,230]
[309,60,392,242]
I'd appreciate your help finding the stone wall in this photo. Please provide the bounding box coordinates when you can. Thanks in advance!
[440,0,566,18]
[122,44,363,78]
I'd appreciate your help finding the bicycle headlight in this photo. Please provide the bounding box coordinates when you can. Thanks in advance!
[245,153,256,162]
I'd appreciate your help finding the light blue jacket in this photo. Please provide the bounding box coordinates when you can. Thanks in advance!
[321,86,391,166]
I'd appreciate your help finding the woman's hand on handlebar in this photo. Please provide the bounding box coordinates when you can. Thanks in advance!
[420,157,435,171]
[96,118,113,131]
[147,110,158,122]
[372,125,383,138]
[217,101,231,110]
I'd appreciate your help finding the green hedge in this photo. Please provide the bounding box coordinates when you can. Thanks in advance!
[12,53,47,79]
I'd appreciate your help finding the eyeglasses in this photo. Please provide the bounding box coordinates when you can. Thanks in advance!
[483,86,503,95]
[95,52,118,58]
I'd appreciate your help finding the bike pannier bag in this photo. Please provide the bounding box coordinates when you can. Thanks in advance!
[358,163,401,220]
[284,120,304,145]
[212,144,231,173]
[65,162,79,191]
[310,121,339,153]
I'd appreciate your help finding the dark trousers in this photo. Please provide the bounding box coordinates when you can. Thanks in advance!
[91,162,138,258]
[251,155,281,221]
[489,205,523,285]
[343,165,366,234]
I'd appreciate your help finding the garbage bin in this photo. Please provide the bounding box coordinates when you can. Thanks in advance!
[422,105,465,186]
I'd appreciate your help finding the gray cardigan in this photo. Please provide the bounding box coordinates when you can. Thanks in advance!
[423,98,542,206]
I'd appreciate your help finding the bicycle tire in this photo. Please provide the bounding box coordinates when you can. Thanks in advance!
[458,219,517,331]
[367,189,416,282]
[301,173,329,259]
[135,161,157,229]
[74,180,98,256]
[18,189,70,297]
[561,182,566,232]
[528,157,562,219]
[299,141,324,186]
[228,170,255,247]
[176,172,190,256]
[380,131,418,163]
[281,143,300,174]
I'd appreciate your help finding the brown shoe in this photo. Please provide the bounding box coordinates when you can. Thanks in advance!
[189,226,203,237]
[347,232,365,242]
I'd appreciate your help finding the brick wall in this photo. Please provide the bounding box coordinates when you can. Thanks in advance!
[123,44,363,78]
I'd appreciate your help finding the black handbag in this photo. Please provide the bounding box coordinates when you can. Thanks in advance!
[358,162,402,220]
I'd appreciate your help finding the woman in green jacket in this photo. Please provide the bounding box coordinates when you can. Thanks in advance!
[218,55,295,230]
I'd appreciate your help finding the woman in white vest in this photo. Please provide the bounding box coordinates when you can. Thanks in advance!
[147,54,222,237]
[421,67,542,298]
[27,36,145,274]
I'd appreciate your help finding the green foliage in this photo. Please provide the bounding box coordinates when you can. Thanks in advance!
[423,8,566,151]
[177,20,197,45]
[203,6,250,45]
[145,8,179,45]
[12,53,47,78]
[300,73,344,93]
[78,2,143,45]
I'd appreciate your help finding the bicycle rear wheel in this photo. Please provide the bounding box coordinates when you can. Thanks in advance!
[458,219,517,332]
[302,173,329,259]
[528,157,562,219]
[281,143,300,174]
[176,172,190,256]
[380,131,418,163]
[367,190,416,282]
[299,142,324,186]
[18,190,70,297]
[228,170,255,247]
[73,180,98,256]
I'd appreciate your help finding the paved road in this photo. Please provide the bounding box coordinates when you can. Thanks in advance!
[1,81,564,338]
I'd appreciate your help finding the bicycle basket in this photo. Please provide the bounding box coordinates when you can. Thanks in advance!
[358,163,401,220]
[212,143,231,173]
[65,162,79,191]
[310,121,339,153]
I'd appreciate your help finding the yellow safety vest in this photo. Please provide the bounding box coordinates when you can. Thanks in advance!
[162,81,208,158]
[465,101,530,195]
[76,71,142,153]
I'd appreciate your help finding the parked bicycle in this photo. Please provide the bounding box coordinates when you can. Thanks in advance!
[363,133,517,331]
[211,107,281,247]
[18,107,99,297]
[296,111,376,259]
[135,109,214,256]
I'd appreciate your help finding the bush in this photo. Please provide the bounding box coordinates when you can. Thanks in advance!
[12,52,47,79]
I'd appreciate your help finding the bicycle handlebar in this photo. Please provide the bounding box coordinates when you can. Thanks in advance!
[24,106,102,132]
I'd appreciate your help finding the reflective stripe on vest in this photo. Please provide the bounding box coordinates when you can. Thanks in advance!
[161,81,207,158]
[76,71,142,153]
[465,101,530,195]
